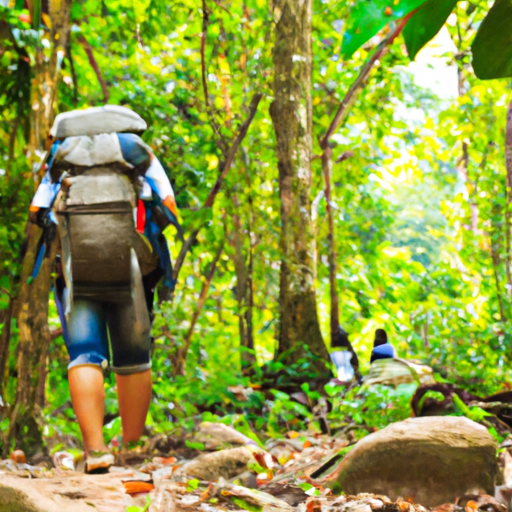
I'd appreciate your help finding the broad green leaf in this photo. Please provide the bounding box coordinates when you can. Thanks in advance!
[126,495,152,512]
[402,0,458,60]
[471,0,512,79]
[341,0,427,58]
[186,479,200,492]
[452,393,471,415]
[185,440,205,450]
[230,497,262,512]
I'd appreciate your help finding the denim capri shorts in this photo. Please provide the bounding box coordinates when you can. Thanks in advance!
[55,280,152,375]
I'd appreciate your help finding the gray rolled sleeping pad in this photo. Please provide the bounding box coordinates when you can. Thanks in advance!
[50,105,147,138]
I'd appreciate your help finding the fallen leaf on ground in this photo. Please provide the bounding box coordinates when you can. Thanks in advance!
[10,450,26,463]
[123,480,155,494]
[253,451,278,469]
[307,497,322,512]
[464,501,479,512]
[256,471,273,485]
[227,385,254,401]
[152,456,177,465]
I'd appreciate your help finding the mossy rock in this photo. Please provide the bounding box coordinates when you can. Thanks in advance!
[0,485,43,512]
[324,416,497,507]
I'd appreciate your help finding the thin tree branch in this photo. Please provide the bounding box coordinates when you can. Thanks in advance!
[77,34,109,103]
[505,96,512,296]
[320,11,416,149]
[65,37,79,106]
[505,95,512,200]
[336,150,353,163]
[0,300,13,401]
[6,112,19,174]
[490,234,507,324]
[241,147,256,361]
[201,0,229,156]
[175,242,224,375]
[173,92,262,281]
[322,146,339,338]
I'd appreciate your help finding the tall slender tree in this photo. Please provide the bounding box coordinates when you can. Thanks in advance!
[270,0,328,369]
[8,0,72,458]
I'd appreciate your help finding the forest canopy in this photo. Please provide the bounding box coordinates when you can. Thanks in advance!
[1,0,512,458]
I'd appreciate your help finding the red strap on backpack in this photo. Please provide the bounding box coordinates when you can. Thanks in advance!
[136,199,146,234]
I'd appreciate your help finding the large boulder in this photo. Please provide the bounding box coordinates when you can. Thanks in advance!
[0,485,44,512]
[0,472,134,512]
[325,416,497,507]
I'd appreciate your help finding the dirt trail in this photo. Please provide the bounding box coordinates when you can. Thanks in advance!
[0,421,509,512]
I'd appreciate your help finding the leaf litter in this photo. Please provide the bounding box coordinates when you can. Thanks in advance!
[0,421,508,512]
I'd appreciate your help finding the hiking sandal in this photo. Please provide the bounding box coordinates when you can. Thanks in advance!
[85,451,115,473]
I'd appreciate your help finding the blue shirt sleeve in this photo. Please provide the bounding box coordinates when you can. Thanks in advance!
[31,141,63,208]
[31,170,61,208]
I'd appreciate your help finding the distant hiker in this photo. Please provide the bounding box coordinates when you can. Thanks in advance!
[28,106,180,472]
[330,327,362,383]
[370,328,396,363]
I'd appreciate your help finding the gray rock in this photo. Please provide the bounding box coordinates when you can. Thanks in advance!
[174,446,256,481]
[0,472,134,511]
[194,421,259,450]
[326,416,497,507]
[0,485,43,512]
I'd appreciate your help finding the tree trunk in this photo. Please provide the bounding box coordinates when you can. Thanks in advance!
[505,95,512,297]
[0,299,13,402]
[8,229,57,457]
[8,0,72,458]
[269,0,328,369]
[321,147,339,342]
[226,184,256,369]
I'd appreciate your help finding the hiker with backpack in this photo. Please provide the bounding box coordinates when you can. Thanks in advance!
[28,106,180,472]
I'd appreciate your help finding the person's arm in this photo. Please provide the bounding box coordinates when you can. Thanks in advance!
[29,141,63,223]
[144,154,178,218]
[29,170,60,224]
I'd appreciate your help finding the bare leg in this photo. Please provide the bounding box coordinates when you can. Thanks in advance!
[68,365,108,454]
[116,369,152,444]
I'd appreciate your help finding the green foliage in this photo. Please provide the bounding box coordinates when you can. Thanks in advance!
[471,0,512,79]
[266,390,313,435]
[186,479,200,492]
[402,0,458,60]
[416,390,445,414]
[229,497,262,512]
[326,383,416,434]
[1,0,512,452]
[344,0,512,81]
[185,440,205,451]
[216,414,266,448]
[126,495,152,512]
[450,394,503,443]
[341,0,427,58]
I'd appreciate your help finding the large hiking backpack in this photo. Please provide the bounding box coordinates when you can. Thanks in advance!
[50,108,157,306]
[56,167,156,299]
